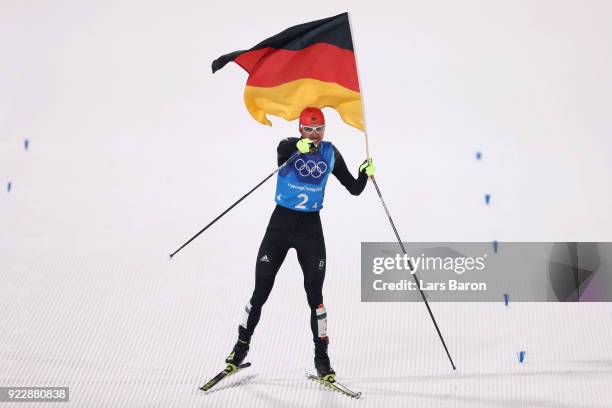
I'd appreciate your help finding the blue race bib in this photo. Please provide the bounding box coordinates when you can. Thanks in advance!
[275,141,335,212]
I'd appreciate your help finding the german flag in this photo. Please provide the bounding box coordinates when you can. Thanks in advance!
[212,12,364,131]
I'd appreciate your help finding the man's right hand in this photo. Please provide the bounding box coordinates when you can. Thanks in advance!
[296,138,314,154]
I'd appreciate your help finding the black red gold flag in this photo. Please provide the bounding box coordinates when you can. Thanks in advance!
[212,12,363,131]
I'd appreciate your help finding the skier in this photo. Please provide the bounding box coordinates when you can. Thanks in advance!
[224,107,376,380]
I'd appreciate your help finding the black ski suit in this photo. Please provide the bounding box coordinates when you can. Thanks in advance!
[238,137,368,345]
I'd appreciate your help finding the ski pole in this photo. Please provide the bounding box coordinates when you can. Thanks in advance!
[169,151,300,259]
[370,176,457,370]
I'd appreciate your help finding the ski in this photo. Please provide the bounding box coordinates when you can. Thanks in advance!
[305,373,362,399]
[199,362,251,392]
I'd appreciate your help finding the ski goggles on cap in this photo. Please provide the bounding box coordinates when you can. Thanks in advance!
[300,124,325,134]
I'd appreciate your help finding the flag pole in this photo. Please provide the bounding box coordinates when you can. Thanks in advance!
[347,13,371,160]
[347,13,456,371]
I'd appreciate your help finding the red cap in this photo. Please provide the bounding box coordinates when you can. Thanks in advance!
[299,107,325,126]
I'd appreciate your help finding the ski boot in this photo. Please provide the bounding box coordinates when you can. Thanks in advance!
[314,338,336,381]
[200,338,251,392]
[225,338,249,370]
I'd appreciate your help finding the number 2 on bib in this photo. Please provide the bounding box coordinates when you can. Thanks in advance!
[295,194,308,209]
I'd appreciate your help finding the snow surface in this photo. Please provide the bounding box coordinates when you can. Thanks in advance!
[2,1,612,407]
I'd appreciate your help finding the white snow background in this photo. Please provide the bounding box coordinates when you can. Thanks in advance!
[1,1,612,407]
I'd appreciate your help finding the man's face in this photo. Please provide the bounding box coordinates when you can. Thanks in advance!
[299,124,325,144]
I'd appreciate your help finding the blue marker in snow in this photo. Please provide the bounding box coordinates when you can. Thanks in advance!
[485,194,491,205]
[24,139,29,150]
[504,293,509,306]
[518,351,526,363]
[476,151,482,160]
[7,182,11,192]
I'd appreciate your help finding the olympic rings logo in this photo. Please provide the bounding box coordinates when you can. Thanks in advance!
[295,158,328,178]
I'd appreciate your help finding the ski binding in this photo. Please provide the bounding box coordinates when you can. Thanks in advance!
[200,362,251,392]
[306,373,361,399]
